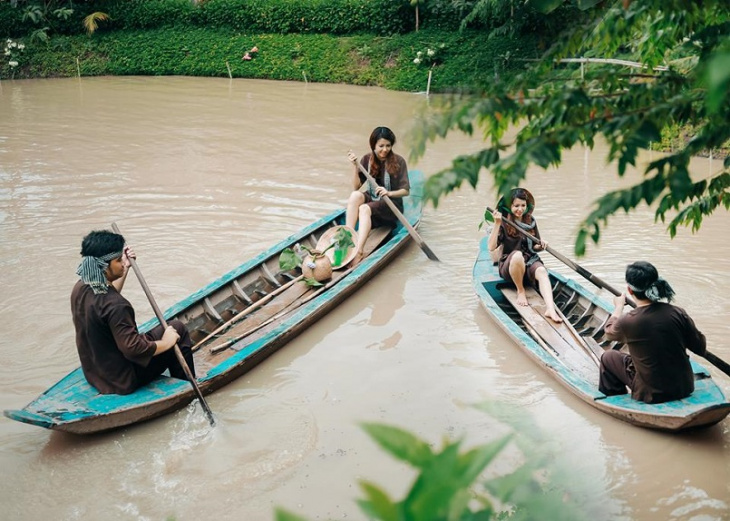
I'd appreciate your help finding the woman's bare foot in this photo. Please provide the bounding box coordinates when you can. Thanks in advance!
[516,290,528,306]
[544,308,563,322]
[351,250,364,267]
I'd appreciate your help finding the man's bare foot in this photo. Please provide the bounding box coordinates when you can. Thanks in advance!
[516,290,528,306]
[544,308,563,322]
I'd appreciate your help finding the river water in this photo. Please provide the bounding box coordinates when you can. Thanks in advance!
[0,76,728,520]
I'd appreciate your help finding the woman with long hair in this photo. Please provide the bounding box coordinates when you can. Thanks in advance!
[487,188,562,322]
[346,126,410,264]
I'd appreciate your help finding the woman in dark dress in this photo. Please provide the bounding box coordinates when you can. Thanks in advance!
[346,127,410,264]
[487,188,562,322]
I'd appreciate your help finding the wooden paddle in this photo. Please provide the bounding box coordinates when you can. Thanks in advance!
[191,274,305,352]
[111,223,216,427]
[351,156,440,261]
[487,208,730,378]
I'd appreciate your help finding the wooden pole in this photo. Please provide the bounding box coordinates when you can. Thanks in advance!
[110,223,216,426]
[353,159,439,261]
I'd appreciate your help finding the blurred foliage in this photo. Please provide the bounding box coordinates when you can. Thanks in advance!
[409,0,730,255]
[275,402,605,520]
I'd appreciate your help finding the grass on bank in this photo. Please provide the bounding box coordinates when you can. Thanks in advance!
[1,27,543,93]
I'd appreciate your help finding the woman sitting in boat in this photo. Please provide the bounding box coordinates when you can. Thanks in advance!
[487,188,562,323]
[599,261,706,403]
[71,230,196,395]
[346,126,410,264]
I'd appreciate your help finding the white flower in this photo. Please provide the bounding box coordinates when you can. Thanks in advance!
[413,58,421,64]
[427,49,435,56]
[9,42,17,48]
[417,51,422,57]
[4,50,10,56]
[6,39,11,44]
[18,44,25,50]
[9,60,18,68]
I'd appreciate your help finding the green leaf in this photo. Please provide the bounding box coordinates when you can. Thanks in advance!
[530,0,564,14]
[706,50,730,113]
[403,441,463,519]
[361,423,434,468]
[274,508,310,521]
[576,0,602,9]
[279,248,301,271]
[456,435,512,487]
[357,481,400,521]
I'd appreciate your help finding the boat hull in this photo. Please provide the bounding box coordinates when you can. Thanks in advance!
[473,235,730,431]
[5,172,425,434]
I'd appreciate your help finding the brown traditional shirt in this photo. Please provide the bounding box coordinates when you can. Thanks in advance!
[604,302,706,403]
[70,280,157,394]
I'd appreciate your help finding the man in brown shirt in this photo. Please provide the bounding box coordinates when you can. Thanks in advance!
[71,230,195,395]
[599,261,706,403]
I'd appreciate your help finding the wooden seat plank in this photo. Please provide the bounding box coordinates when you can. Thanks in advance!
[502,287,598,383]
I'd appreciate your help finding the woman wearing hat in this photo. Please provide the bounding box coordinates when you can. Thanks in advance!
[487,188,563,322]
[346,126,410,265]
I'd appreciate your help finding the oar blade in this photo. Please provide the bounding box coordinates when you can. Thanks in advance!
[420,242,440,261]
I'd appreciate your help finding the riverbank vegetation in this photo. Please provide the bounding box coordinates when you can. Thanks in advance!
[0,0,564,92]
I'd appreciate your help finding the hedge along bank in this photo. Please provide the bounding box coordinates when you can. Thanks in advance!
[1,24,544,94]
[0,0,560,89]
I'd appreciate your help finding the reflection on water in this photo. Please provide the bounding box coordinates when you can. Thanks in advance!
[1,77,728,521]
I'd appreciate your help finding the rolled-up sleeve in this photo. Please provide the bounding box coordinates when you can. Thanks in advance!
[603,315,625,342]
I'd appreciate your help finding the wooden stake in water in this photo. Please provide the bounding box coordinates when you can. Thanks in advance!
[302,71,308,83]
[426,69,432,97]
[225,61,232,79]
[76,57,81,79]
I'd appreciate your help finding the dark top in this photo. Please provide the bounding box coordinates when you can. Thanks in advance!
[71,280,157,394]
[358,153,410,214]
[604,302,706,403]
[496,220,541,268]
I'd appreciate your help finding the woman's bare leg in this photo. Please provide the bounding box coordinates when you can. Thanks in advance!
[352,205,372,265]
[508,254,528,306]
[535,267,562,322]
[346,191,365,230]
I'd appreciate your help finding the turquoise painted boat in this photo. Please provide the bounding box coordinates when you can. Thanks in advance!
[4,172,426,434]
[473,234,730,431]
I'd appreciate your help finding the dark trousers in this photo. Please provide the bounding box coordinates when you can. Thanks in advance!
[135,320,196,385]
[598,349,635,396]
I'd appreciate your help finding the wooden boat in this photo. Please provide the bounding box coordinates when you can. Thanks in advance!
[473,234,730,431]
[4,171,426,434]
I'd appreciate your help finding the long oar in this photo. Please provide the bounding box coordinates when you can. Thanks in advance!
[111,223,216,426]
[352,158,439,261]
[488,208,730,378]
[191,274,305,352]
